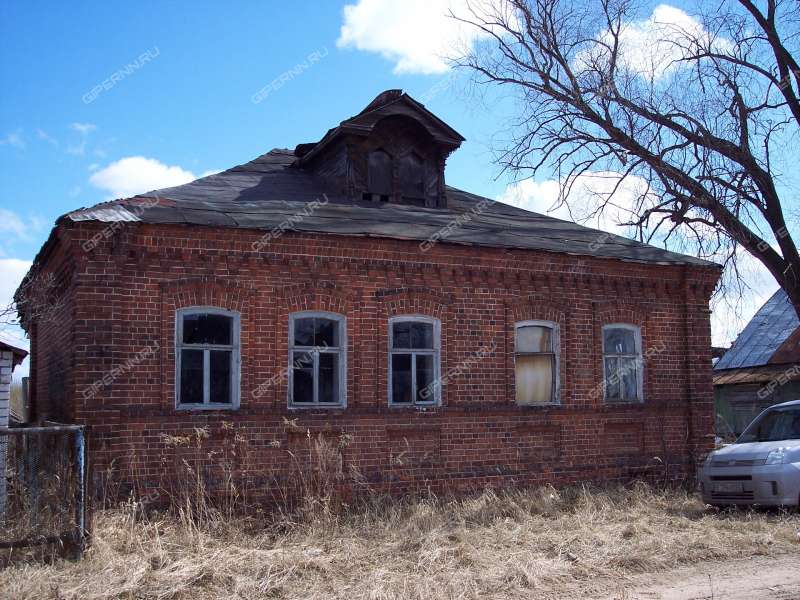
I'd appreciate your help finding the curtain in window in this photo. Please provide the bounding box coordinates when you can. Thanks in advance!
[515,324,556,405]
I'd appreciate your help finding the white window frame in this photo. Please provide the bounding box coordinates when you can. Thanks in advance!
[175,307,241,410]
[388,315,441,406]
[514,320,560,405]
[288,311,347,408]
[602,323,644,404]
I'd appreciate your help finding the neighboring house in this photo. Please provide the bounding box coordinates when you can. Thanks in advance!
[0,337,28,514]
[714,290,800,438]
[17,90,721,498]
[0,338,27,428]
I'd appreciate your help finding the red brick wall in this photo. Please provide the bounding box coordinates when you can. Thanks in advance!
[30,220,719,497]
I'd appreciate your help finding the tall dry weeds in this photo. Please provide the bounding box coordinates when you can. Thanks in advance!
[2,481,798,600]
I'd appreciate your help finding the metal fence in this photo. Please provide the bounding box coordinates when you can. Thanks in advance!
[0,423,89,557]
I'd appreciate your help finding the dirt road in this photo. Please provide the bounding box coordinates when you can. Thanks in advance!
[600,555,800,600]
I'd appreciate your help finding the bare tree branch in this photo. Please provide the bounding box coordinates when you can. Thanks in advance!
[454,0,800,317]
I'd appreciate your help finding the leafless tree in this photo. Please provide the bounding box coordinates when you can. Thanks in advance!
[453,0,800,317]
[1,271,64,329]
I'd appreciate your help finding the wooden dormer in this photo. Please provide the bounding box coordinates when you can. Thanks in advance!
[294,90,465,208]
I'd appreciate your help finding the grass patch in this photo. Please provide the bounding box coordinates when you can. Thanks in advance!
[1,482,798,599]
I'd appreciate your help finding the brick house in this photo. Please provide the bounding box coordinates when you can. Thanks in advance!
[18,90,720,497]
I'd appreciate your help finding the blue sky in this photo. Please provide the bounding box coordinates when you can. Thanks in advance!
[0,0,788,367]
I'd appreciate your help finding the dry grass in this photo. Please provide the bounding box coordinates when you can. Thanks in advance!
[1,482,798,600]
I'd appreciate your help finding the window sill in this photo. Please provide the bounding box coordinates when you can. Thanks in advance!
[516,402,563,409]
[288,404,347,410]
[388,403,441,410]
[602,401,645,407]
[176,403,239,411]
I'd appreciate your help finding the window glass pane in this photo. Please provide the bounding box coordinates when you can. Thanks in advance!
[517,326,552,353]
[604,357,621,401]
[293,318,315,347]
[392,354,412,403]
[183,313,232,345]
[619,357,638,401]
[392,321,410,349]
[368,150,393,196]
[416,354,435,401]
[210,350,232,403]
[180,349,204,404]
[292,351,314,403]
[314,318,338,348]
[318,352,339,404]
[393,321,434,349]
[294,317,339,348]
[515,354,554,404]
[604,327,636,354]
[410,322,433,349]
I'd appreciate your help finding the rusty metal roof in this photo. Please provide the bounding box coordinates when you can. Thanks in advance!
[63,147,717,267]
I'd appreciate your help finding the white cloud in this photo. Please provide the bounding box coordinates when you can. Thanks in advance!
[0,130,25,150]
[0,209,30,241]
[576,4,730,81]
[67,122,97,156]
[0,259,32,381]
[497,172,784,346]
[0,209,46,260]
[70,122,96,136]
[36,128,59,146]
[89,156,200,199]
[711,250,780,347]
[498,171,648,235]
[337,0,492,74]
[0,259,31,312]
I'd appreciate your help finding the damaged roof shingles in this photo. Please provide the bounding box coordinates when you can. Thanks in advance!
[65,148,716,267]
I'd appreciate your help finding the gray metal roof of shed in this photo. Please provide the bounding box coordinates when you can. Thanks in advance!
[63,148,716,267]
[715,289,799,371]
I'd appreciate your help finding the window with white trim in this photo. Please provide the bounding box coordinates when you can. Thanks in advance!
[602,324,643,403]
[288,312,346,407]
[389,316,440,405]
[514,321,559,405]
[176,308,240,409]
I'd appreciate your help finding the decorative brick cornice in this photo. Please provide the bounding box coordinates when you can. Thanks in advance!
[375,286,455,306]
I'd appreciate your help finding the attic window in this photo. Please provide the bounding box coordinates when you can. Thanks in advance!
[399,152,425,201]
[368,149,393,201]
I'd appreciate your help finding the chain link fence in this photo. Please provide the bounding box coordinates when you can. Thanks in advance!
[0,423,89,558]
